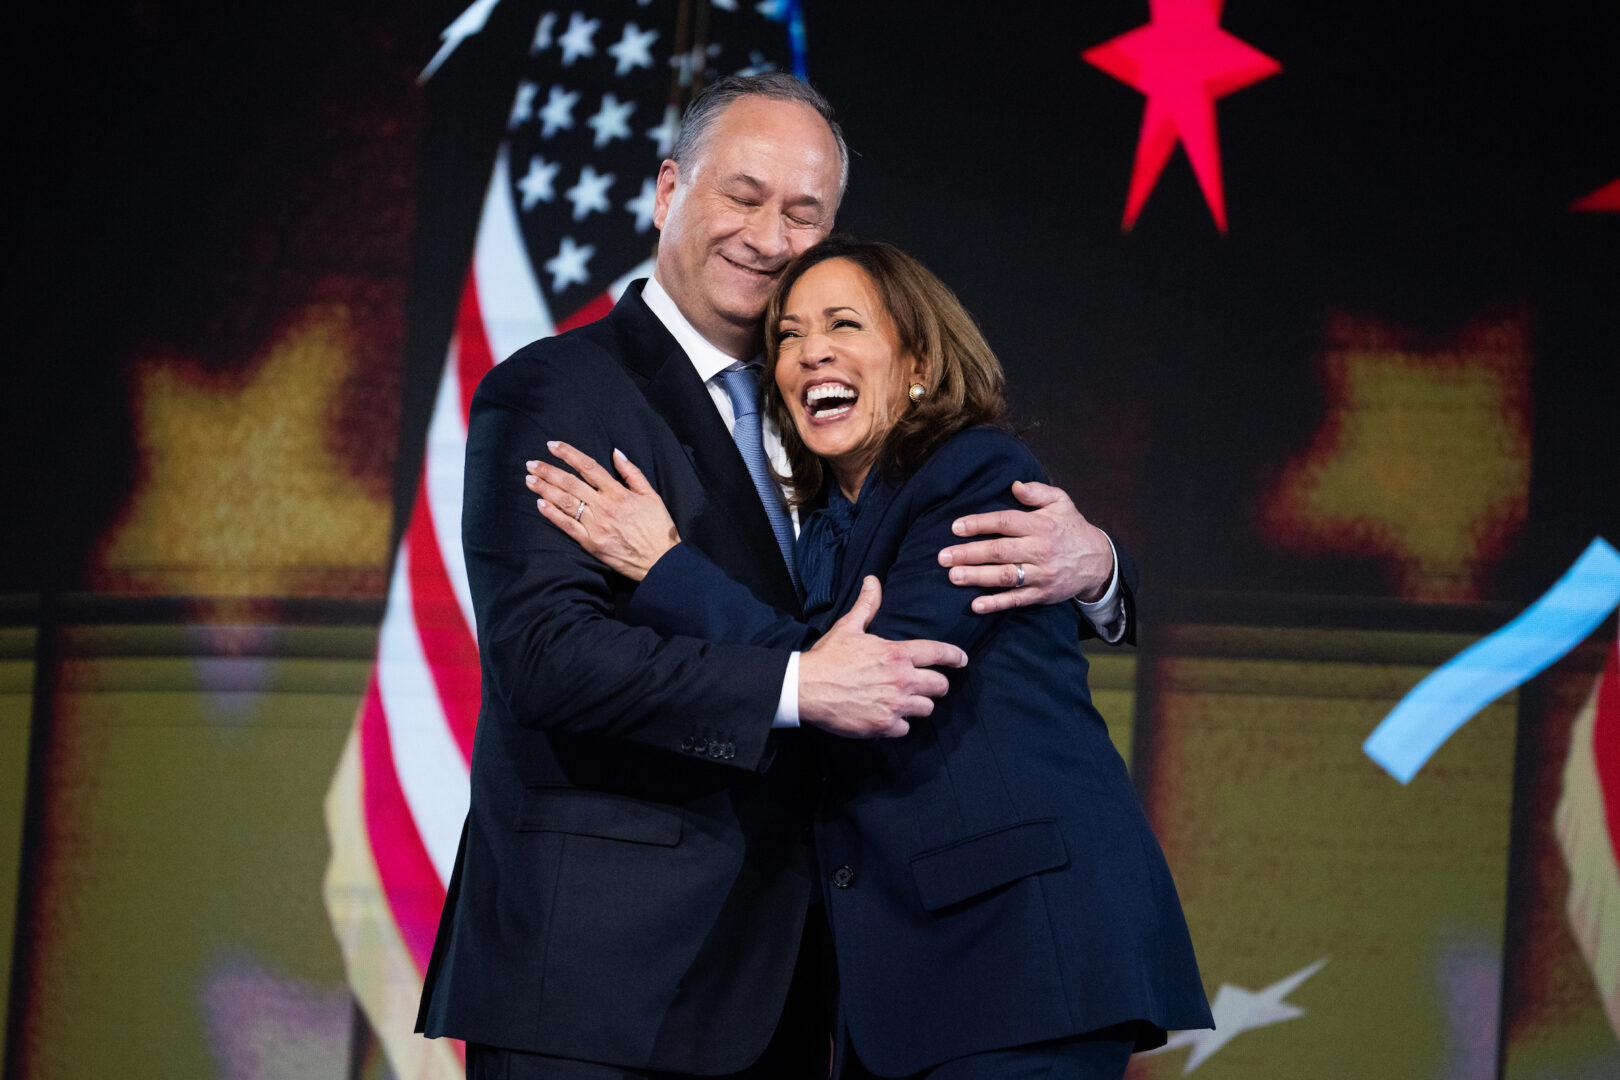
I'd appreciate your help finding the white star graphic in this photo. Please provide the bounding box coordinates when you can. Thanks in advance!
[565,164,615,221]
[737,51,776,77]
[587,92,636,148]
[508,80,538,129]
[516,155,561,210]
[530,11,557,54]
[626,176,658,233]
[544,236,595,293]
[646,105,681,156]
[606,21,659,77]
[755,0,789,20]
[538,85,580,138]
[1149,957,1329,1073]
[557,12,600,67]
[712,0,738,10]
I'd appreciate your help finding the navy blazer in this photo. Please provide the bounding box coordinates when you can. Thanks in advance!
[630,427,1213,1076]
[416,283,824,1074]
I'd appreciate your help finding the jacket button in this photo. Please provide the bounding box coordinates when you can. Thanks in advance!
[722,741,736,759]
[831,865,855,889]
[679,735,695,752]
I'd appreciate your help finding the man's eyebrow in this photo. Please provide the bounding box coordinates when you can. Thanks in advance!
[720,172,827,212]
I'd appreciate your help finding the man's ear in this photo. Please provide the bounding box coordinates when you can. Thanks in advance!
[652,159,679,231]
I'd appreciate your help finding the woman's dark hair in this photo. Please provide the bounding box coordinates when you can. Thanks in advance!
[764,236,1007,504]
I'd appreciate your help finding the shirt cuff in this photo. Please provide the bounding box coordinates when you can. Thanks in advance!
[1074,533,1126,644]
[772,652,801,728]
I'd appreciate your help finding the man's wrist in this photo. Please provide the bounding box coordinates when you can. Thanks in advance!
[1073,533,1126,643]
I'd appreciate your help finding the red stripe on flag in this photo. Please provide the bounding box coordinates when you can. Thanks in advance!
[359,673,446,976]
[555,289,616,335]
[407,479,481,763]
[1593,640,1620,866]
[455,274,499,424]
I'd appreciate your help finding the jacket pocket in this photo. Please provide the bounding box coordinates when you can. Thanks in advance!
[909,818,1068,912]
[515,786,684,847]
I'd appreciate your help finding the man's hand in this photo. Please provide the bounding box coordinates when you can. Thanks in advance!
[937,480,1114,614]
[798,577,968,739]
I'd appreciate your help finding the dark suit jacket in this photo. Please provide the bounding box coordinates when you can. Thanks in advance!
[415,283,823,1074]
[630,427,1213,1077]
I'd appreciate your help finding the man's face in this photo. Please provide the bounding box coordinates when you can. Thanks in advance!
[653,96,843,358]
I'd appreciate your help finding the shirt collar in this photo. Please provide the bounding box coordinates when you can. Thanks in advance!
[642,274,758,382]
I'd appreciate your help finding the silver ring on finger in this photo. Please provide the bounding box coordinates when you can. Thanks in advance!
[574,500,587,521]
[1015,563,1025,588]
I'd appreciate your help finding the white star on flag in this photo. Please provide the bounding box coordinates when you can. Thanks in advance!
[712,0,738,10]
[587,93,636,148]
[1149,957,1329,1072]
[626,177,658,232]
[607,22,660,77]
[538,85,579,138]
[557,12,600,66]
[530,11,557,54]
[755,0,788,19]
[544,236,595,292]
[565,164,615,220]
[509,81,538,128]
[517,155,561,210]
[646,105,681,156]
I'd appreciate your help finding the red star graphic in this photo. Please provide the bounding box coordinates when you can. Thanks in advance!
[1570,178,1620,212]
[1083,0,1280,232]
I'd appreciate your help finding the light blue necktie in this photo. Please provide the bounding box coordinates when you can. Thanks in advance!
[718,366,800,592]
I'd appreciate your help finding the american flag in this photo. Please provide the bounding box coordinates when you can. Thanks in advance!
[322,2,807,1074]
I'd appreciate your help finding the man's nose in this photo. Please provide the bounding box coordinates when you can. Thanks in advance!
[742,207,790,259]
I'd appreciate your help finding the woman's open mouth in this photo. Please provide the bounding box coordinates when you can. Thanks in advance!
[804,382,858,420]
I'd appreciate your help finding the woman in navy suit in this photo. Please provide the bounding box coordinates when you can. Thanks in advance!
[528,238,1212,1079]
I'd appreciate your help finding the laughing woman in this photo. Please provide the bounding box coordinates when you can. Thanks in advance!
[527,237,1212,1079]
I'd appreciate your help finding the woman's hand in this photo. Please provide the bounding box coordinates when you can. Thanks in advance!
[526,442,680,582]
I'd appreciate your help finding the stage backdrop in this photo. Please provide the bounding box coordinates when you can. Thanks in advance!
[5,2,1617,1078]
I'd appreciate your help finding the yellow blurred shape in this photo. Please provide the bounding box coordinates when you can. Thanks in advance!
[1262,312,1531,601]
[95,305,391,597]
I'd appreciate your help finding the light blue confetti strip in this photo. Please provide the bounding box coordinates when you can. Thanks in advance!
[1364,536,1620,784]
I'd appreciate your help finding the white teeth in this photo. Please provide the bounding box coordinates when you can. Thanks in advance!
[806,384,856,405]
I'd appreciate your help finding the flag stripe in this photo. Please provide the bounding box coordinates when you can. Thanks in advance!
[378,538,472,885]
[426,354,478,636]
[359,670,447,975]
[408,478,482,762]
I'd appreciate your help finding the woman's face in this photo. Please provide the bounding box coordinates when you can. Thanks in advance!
[774,258,925,497]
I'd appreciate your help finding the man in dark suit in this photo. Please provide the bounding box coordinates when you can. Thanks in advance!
[417,73,1133,1079]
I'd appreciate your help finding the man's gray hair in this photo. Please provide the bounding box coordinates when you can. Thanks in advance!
[670,72,850,194]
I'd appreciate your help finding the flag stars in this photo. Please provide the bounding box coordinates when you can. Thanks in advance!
[530,11,557,54]
[557,12,601,66]
[509,81,538,129]
[626,177,658,233]
[646,105,681,156]
[517,155,561,210]
[545,237,595,293]
[607,22,660,77]
[565,164,616,220]
[538,85,580,138]
[587,93,636,148]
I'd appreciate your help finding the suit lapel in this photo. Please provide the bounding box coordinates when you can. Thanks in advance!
[611,284,798,607]
[818,473,904,626]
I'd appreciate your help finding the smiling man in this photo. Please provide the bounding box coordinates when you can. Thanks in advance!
[416,73,1130,1080]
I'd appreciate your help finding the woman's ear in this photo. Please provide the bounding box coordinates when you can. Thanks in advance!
[908,353,930,386]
